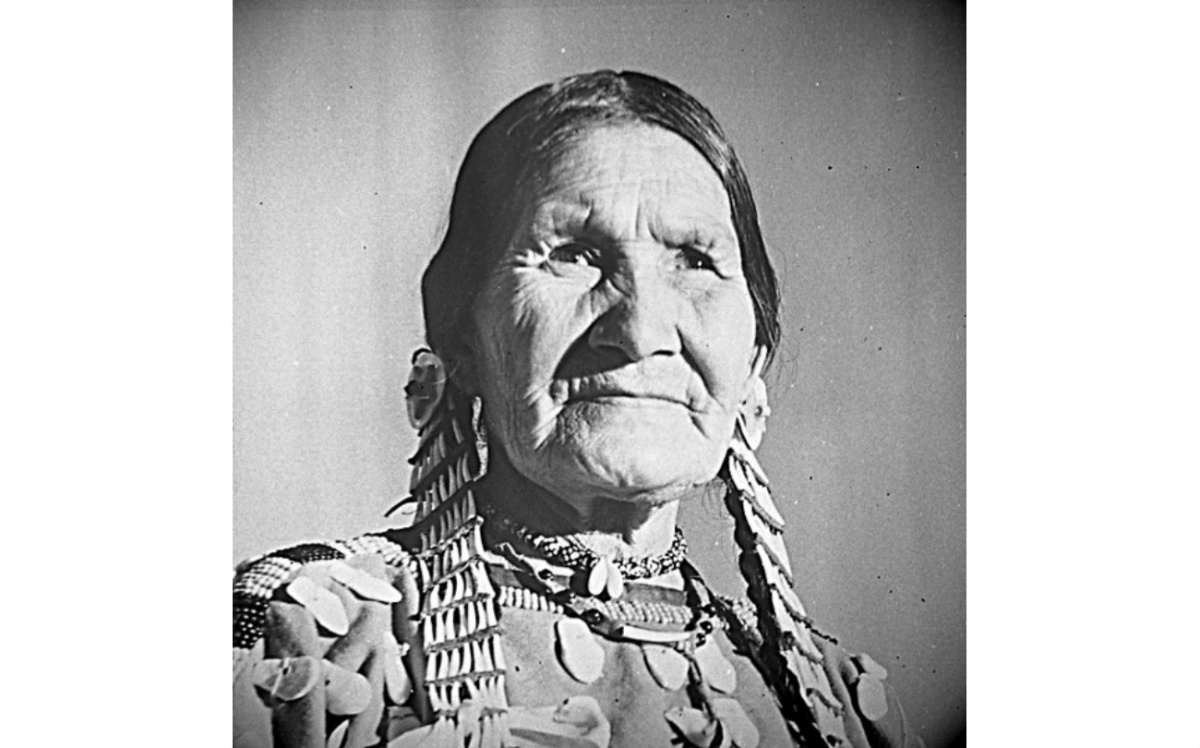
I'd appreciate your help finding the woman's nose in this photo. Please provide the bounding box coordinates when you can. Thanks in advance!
[587,260,681,362]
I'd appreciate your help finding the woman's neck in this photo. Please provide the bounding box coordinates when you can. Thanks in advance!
[478,449,684,560]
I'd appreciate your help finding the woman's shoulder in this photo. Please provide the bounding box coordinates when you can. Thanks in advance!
[233,531,416,654]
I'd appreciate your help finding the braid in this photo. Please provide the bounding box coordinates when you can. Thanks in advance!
[720,441,850,747]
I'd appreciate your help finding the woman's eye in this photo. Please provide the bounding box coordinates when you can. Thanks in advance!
[674,246,716,271]
[548,243,600,266]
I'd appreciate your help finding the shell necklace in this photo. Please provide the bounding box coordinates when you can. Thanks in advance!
[481,506,687,600]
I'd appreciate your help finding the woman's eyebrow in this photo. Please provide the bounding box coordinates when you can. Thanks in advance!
[528,202,591,234]
[657,224,724,245]
[528,200,734,246]
[652,213,736,246]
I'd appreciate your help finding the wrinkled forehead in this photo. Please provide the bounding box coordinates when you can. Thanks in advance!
[508,123,734,237]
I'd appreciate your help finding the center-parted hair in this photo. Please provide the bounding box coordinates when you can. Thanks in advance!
[421,69,781,377]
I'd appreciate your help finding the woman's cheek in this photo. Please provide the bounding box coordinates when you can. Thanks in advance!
[686,294,757,407]
[524,283,597,371]
[494,292,583,447]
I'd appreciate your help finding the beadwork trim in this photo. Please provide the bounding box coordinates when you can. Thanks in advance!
[496,584,565,614]
[495,581,703,631]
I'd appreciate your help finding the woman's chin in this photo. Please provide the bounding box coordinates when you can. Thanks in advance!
[524,433,728,502]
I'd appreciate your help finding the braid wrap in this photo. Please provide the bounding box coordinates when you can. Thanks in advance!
[721,446,850,747]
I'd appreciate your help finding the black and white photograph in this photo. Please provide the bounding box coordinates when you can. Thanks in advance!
[7,2,1200,747]
[232,2,964,747]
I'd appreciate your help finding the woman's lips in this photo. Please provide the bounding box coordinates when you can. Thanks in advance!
[562,374,691,407]
[576,391,684,405]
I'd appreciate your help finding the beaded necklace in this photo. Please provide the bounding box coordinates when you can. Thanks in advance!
[481,505,688,580]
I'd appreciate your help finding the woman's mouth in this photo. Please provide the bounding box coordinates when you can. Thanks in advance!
[562,374,691,407]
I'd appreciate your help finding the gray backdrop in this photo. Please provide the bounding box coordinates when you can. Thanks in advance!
[233,1,965,745]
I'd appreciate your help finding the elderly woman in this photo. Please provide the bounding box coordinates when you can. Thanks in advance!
[233,70,919,748]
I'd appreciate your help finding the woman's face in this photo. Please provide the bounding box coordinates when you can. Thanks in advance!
[469,124,760,503]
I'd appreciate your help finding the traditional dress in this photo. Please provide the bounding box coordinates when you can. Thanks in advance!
[232,356,921,748]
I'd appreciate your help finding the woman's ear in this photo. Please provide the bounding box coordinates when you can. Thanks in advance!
[737,346,768,406]
[737,346,771,450]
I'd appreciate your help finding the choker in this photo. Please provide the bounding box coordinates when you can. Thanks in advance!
[481,506,688,582]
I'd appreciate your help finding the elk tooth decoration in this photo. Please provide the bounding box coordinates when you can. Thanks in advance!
[586,559,605,597]
[250,348,849,746]
[328,560,403,604]
[555,617,605,684]
[693,638,738,694]
[855,675,889,722]
[489,635,505,671]
[711,699,760,748]
[433,611,446,645]
[397,362,513,726]
[284,576,350,636]
[642,644,689,691]
[464,599,478,634]
[604,558,625,600]
[586,556,625,599]
[322,660,373,716]
[852,653,891,721]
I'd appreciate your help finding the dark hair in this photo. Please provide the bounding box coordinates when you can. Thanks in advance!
[422,70,781,374]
